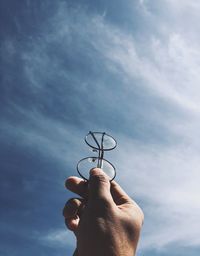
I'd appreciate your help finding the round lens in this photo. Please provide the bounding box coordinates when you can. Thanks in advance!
[77,157,116,181]
[85,132,117,151]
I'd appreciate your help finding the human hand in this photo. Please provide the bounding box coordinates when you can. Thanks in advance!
[63,168,144,256]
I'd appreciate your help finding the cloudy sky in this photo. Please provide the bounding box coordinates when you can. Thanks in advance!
[1,0,200,255]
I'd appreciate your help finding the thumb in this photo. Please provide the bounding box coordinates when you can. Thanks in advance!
[88,168,113,203]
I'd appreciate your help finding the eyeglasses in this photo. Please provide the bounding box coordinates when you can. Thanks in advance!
[77,131,117,181]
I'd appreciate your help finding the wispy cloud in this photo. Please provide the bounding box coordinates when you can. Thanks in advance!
[2,1,200,254]
[116,139,200,250]
[39,228,75,248]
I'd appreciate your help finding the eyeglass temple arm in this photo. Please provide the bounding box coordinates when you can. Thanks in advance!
[99,132,105,168]
[89,131,101,168]
[89,131,100,149]
[89,131,105,169]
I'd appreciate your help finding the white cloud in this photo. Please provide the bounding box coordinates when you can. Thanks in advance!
[98,31,200,112]
[4,2,200,252]
[96,12,200,248]
[166,0,200,9]
[38,228,75,248]
[0,103,84,169]
[115,139,200,250]
[56,3,200,251]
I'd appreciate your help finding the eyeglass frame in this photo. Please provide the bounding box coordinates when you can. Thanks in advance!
[77,131,117,181]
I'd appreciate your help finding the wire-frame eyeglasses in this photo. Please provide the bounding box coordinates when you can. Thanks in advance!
[77,131,117,181]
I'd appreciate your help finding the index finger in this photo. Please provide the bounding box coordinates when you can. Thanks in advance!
[65,176,88,198]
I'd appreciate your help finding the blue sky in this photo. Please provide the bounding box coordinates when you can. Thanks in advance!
[1,0,200,255]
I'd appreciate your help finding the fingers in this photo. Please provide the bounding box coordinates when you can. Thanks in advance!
[65,176,88,198]
[111,180,132,205]
[63,198,83,218]
[63,198,83,232]
[111,181,144,225]
[88,168,113,203]
[65,173,133,206]
[65,216,80,232]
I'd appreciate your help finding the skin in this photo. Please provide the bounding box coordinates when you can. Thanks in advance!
[63,168,144,256]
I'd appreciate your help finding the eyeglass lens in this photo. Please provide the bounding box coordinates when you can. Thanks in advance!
[77,132,116,181]
[85,132,116,150]
[77,157,116,180]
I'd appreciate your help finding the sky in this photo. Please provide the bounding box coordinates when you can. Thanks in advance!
[1,0,200,255]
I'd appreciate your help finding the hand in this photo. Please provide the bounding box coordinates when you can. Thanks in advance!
[63,168,144,256]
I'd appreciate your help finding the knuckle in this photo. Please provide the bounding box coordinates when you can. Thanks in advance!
[89,196,113,213]
[64,177,72,188]
[63,198,80,217]
[90,168,109,183]
[65,199,75,209]
[90,173,108,184]
[95,196,111,205]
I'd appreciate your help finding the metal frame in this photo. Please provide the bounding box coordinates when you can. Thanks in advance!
[77,157,116,181]
[77,131,117,181]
